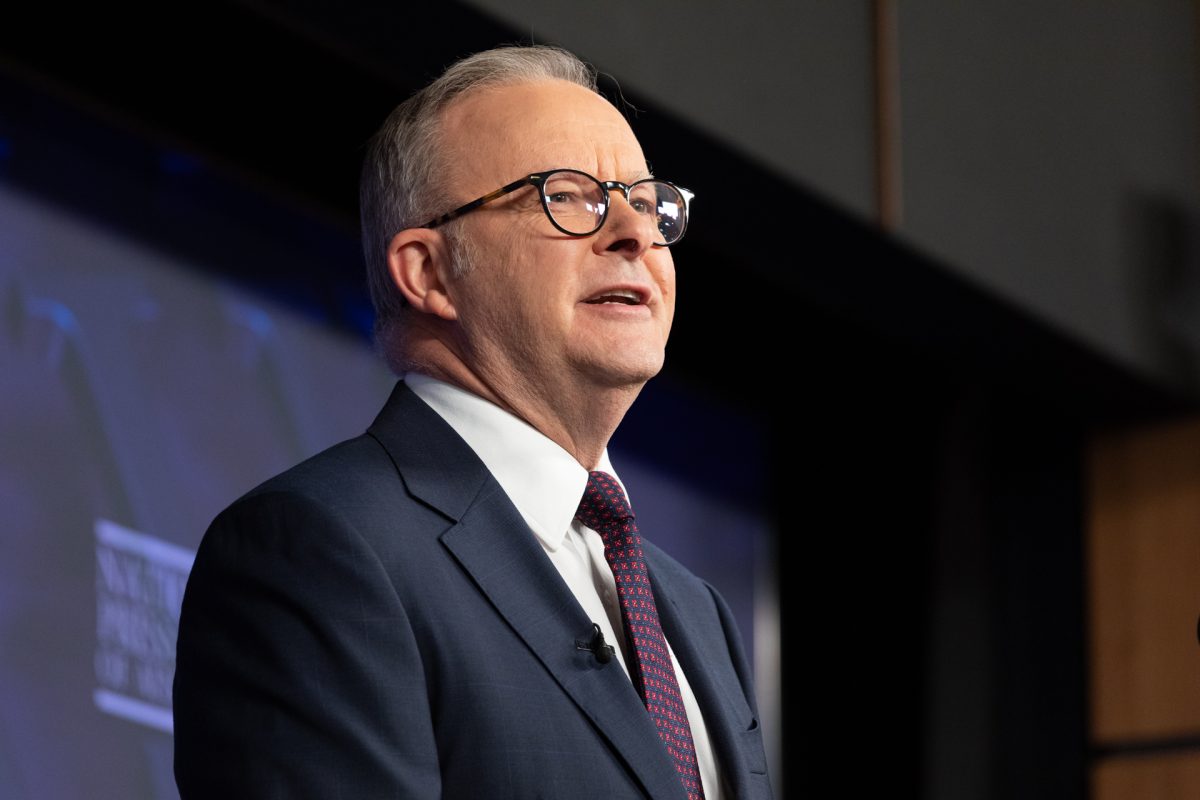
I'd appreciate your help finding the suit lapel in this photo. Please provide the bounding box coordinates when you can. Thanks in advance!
[369,383,688,800]
[651,560,758,800]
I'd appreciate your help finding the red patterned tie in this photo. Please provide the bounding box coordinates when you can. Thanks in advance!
[575,470,706,800]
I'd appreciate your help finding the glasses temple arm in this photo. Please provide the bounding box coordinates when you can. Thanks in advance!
[421,177,536,229]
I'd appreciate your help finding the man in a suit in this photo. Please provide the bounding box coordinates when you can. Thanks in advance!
[173,45,772,799]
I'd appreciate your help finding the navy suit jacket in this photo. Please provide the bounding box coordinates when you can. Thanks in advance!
[173,382,772,799]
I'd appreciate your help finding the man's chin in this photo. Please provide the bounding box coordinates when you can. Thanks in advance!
[574,354,666,391]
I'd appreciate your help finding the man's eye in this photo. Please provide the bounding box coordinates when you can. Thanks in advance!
[630,198,654,214]
[547,190,580,204]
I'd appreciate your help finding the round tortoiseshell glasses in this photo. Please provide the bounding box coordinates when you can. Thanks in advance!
[423,168,694,246]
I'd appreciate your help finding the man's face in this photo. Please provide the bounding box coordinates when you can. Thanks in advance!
[436,80,676,401]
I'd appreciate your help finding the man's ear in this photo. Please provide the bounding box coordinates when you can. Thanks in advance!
[386,229,459,321]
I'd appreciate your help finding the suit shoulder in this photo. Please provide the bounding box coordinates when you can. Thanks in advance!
[642,537,708,591]
[233,432,397,512]
[200,432,411,552]
[643,538,741,638]
[203,428,448,567]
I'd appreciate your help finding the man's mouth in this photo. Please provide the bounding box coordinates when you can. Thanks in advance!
[583,289,645,305]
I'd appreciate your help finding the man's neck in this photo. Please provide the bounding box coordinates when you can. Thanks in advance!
[404,358,639,471]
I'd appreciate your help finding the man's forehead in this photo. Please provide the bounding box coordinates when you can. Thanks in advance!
[447,78,615,117]
[440,81,651,184]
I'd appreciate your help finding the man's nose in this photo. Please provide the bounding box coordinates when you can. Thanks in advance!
[595,192,655,257]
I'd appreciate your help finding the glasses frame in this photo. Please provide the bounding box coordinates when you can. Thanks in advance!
[421,168,694,246]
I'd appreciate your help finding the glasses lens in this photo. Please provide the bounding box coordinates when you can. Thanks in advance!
[629,180,688,245]
[542,171,607,235]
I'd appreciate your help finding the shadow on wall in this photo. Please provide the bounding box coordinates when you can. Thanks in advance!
[1121,193,1200,393]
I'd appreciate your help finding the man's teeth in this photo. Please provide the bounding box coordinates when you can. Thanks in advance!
[588,290,640,305]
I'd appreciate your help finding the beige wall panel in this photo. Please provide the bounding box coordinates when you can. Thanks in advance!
[1092,752,1200,800]
[1089,417,1200,741]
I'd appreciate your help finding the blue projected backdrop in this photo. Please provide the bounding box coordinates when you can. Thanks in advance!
[0,182,771,799]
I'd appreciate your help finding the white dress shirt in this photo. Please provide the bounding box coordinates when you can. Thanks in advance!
[406,374,724,799]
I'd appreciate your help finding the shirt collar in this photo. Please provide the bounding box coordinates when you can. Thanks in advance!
[404,373,622,552]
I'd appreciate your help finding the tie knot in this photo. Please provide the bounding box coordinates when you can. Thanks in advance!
[575,470,634,531]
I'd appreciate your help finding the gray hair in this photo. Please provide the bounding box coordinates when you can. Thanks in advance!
[359,45,599,367]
